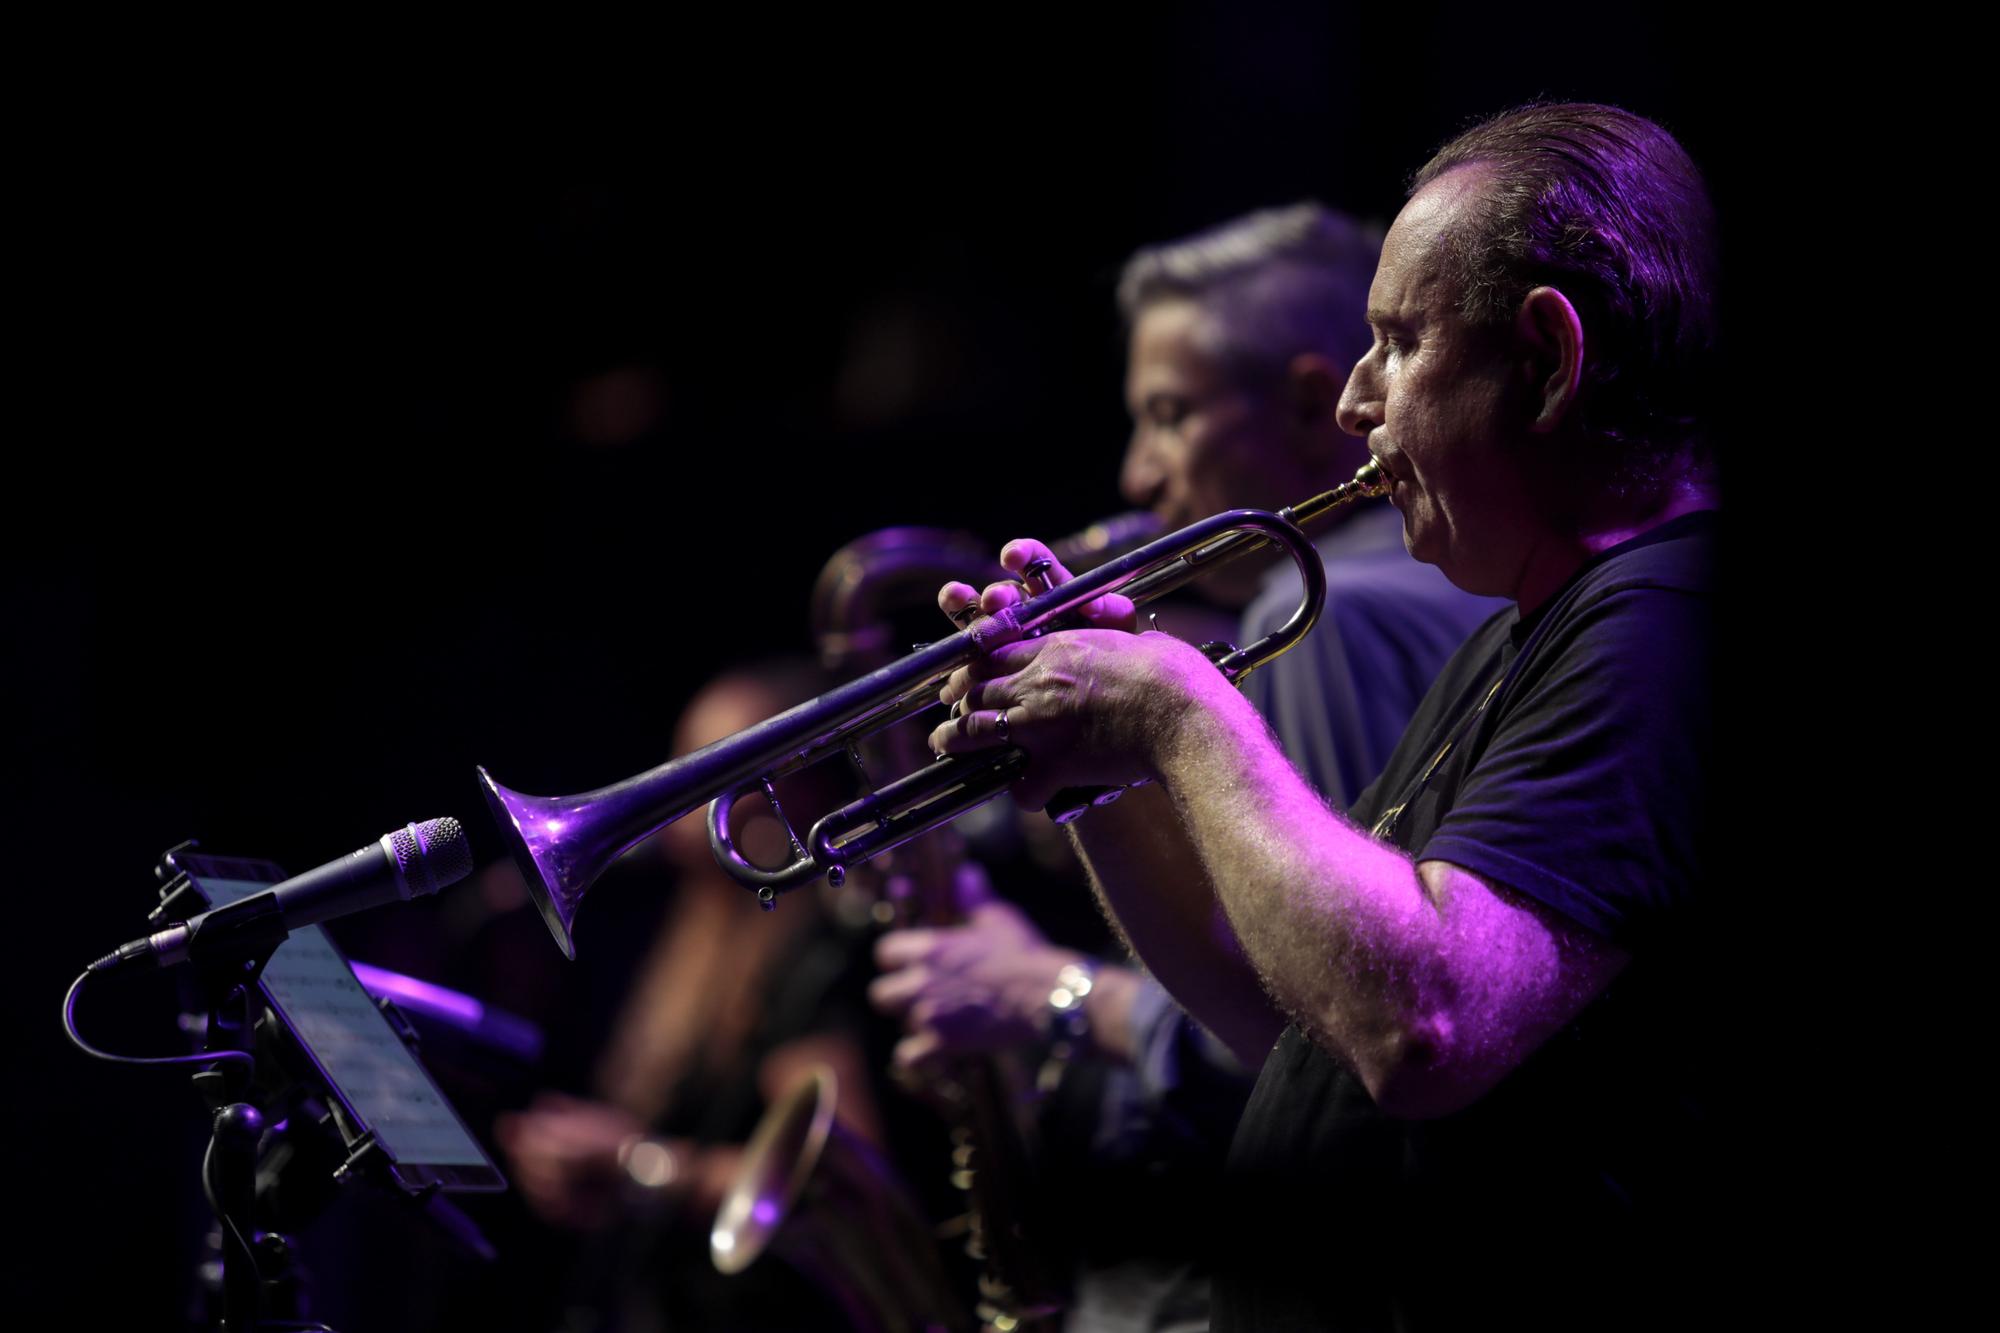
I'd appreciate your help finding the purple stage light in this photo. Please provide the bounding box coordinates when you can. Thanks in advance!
[350,961,543,1063]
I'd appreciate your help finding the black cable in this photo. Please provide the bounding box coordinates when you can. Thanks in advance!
[62,968,255,1070]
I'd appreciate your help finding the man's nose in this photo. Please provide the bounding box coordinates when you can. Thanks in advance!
[1335,359,1379,439]
[1120,428,1163,507]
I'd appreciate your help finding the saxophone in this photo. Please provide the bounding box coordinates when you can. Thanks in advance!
[712,518,1160,1332]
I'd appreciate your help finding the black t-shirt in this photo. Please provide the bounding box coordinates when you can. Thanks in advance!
[1215,512,1720,1332]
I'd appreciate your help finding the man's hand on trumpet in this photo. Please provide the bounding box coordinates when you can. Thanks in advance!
[931,537,1235,813]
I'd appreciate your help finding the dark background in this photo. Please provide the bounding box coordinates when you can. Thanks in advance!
[11,8,1803,1326]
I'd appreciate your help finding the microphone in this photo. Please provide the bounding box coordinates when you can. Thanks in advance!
[98,818,474,971]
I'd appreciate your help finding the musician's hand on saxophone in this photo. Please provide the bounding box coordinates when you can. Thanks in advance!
[933,538,1230,813]
[871,897,1151,1073]
[870,895,1080,1071]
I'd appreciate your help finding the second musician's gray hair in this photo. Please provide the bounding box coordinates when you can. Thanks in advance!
[1116,203,1382,387]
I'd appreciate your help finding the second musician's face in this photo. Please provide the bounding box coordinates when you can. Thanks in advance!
[1120,300,1300,532]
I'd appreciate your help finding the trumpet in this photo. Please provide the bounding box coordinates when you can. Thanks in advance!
[478,460,1385,959]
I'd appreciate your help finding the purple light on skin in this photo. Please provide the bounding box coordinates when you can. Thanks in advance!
[752,1198,781,1227]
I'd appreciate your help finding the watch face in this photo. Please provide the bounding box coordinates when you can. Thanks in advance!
[1051,962,1095,1009]
[1048,963,1095,1042]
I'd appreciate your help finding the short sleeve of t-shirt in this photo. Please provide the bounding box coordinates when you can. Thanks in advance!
[1419,557,1712,950]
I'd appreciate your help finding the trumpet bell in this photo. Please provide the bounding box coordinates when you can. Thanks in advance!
[480,727,794,959]
[477,766,592,961]
[479,758,718,962]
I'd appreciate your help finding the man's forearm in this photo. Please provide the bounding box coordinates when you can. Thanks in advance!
[1068,783,1285,1067]
[1142,676,1623,1117]
[930,622,1617,1114]
[1150,687,1426,1091]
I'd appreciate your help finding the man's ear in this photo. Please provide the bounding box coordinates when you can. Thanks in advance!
[1515,286,1584,433]
[1284,352,1349,432]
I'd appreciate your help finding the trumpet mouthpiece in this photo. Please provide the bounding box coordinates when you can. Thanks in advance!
[1286,459,1390,527]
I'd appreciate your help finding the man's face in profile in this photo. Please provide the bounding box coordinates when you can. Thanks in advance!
[1338,168,1542,595]
[1120,300,1298,532]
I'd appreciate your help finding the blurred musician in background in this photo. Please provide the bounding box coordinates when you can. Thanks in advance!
[495,660,889,1331]
[927,104,1720,1331]
[871,203,1502,1330]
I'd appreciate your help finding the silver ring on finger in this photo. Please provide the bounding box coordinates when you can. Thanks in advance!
[994,708,1010,742]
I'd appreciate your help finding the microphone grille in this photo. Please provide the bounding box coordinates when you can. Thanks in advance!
[393,816,475,893]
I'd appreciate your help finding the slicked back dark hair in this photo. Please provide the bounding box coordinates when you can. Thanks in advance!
[1413,103,1718,490]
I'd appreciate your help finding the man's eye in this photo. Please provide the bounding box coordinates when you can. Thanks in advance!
[1148,397,1191,428]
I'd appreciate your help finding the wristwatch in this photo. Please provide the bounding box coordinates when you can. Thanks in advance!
[617,1133,681,1207]
[1036,959,1098,1095]
[1046,959,1097,1044]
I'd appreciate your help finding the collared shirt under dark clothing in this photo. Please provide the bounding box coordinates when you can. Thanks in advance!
[1214,512,1719,1333]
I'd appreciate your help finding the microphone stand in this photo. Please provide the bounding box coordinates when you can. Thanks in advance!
[156,854,336,1333]
[93,842,497,1329]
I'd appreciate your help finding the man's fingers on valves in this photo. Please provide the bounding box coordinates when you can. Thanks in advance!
[930,708,1018,756]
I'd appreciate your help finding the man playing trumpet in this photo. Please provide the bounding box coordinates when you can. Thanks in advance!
[928,104,1720,1331]
[872,201,1501,1330]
